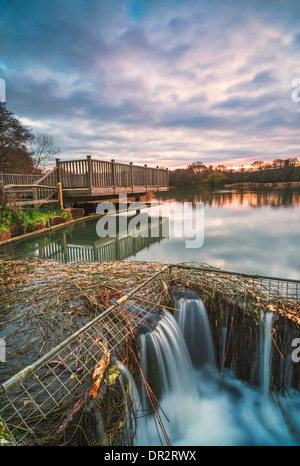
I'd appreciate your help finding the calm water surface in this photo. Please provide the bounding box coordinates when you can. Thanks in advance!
[1,186,300,280]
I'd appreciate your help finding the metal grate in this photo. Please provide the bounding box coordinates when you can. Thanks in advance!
[172,264,300,312]
[0,266,169,445]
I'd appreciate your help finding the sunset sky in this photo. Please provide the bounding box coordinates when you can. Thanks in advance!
[1,0,300,169]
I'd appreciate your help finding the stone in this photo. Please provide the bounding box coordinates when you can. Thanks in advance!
[70,208,85,219]
[0,230,11,242]
[50,216,64,226]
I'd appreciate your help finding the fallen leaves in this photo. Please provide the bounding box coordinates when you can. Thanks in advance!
[90,343,110,399]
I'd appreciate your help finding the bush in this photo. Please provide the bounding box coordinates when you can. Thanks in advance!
[0,204,71,235]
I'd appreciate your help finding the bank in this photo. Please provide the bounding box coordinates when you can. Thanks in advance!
[0,205,87,244]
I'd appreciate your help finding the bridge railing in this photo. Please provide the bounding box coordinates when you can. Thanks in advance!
[1,157,169,196]
[56,156,169,192]
[0,157,169,208]
[0,173,42,185]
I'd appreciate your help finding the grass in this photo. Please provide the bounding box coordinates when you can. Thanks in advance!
[0,204,71,235]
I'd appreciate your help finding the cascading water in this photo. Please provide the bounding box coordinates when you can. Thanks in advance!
[135,310,200,445]
[174,296,216,368]
[117,361,142,445]
[259,310,275,397]
[131,296,300,446]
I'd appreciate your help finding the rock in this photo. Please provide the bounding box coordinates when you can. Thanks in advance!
[9,225,21,237]
[50,216,64,226]
[0,230,11,242]
[70,208,85,219]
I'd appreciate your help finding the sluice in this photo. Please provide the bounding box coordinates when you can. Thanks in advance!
[0,260,299,446]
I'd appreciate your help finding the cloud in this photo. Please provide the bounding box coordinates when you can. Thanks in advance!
[1,0,300,168]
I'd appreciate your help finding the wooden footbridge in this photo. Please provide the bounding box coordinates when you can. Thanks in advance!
[0,156,169,209]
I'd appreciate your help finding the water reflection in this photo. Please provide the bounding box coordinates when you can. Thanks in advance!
[1,186,300,280]
[156,186,300,209]
[7,213,169,263]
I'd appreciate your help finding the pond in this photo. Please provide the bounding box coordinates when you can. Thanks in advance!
[2,185,300,280]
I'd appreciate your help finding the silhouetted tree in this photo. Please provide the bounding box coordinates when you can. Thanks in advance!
[0,103,34,173]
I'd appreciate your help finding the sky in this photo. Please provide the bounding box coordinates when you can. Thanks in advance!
[1,0,300,169]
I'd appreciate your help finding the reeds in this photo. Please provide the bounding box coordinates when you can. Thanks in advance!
[0,258,298,446]
[0,258,171,446]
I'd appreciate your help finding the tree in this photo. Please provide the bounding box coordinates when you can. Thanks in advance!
[0,103,34,172]
[215,164,226,172]
[188,161,207,173]
[251,161,264,170]
[29,132,61,172]
[204,172,228,188]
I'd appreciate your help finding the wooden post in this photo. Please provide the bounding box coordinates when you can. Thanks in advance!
[62,230,67,260]
[111,159,116,193]
[144,164,148,192]
[157,166,160,190]
[32,187,39,211]
[130,162,134,193]
[166,167,169,188]
[87,155,93,195]
[0,180,3,207]
[57,182,63,209]
[56,158,61,184]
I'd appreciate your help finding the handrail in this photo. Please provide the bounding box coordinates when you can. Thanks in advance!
[56,156,169,191]
[36,167,58,186]
[4,184,57,189]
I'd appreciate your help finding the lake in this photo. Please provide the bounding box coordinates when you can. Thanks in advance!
[1,185,300,280]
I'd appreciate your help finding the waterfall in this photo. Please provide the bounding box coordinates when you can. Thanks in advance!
[135,310,199,445]
[139,310,198,402]
[259,310,274,397]
[175,296,216,368]
[129,300,300,446]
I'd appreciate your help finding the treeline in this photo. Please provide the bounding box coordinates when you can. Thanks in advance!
[0,103,60,174]
[169,159,300,187]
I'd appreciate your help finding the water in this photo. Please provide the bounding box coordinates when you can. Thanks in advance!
[259,311,275,398]
[1,185,300,445]
[132,298,300,446]
[174,296,215,368]
[2,185,300,279]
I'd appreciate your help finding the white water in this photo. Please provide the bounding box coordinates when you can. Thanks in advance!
[259,310,275,397]
[174,297,216,368]
[132,299,300,446]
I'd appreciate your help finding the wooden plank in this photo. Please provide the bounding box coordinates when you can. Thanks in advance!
[4,184,57,189]
[7,199,59,206]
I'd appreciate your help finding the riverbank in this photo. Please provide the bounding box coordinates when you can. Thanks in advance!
[225,181,300,188]
[0,205,84,242]
[0,211,98,248]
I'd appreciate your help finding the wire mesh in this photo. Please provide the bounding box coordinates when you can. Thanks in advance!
[0,266,169,445]
[171,264,300,313]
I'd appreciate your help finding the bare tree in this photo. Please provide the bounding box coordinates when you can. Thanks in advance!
[29,132,61,173]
